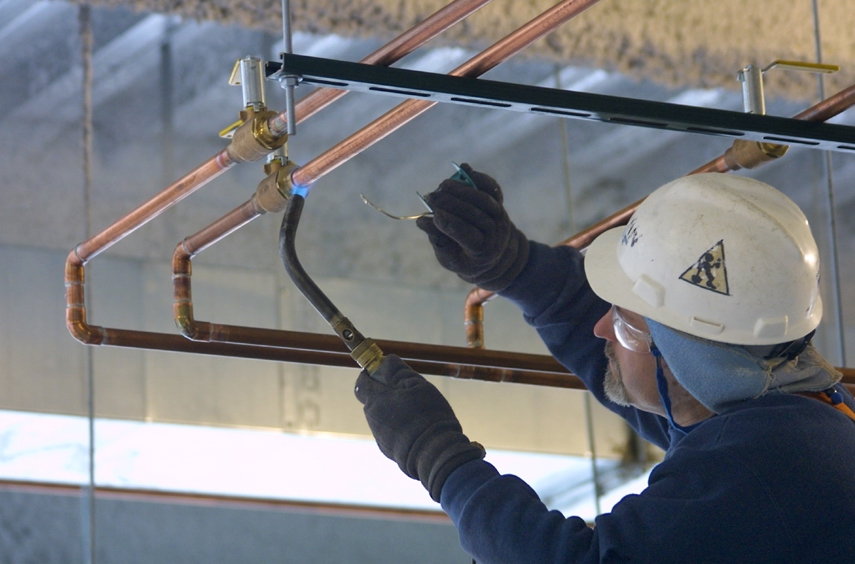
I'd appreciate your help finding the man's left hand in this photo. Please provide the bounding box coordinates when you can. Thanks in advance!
[355,355,485,502]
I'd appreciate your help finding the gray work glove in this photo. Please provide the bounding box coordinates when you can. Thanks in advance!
[355,355,486,502]
[416,163,529,292]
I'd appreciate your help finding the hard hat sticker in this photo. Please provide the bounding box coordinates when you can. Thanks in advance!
[621,218,640,247]
[679,240,730,295]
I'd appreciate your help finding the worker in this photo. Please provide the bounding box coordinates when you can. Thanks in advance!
[354,165,855,563]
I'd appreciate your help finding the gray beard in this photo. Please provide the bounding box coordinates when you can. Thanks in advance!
[603,342,631,407]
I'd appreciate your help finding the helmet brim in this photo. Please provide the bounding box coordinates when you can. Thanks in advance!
[585,225,701,337]
[585,226,642,312]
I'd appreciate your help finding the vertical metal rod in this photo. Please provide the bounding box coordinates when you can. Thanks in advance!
[554,65,576,234]
[78,5,96,563]
[812,0,847,365]
[281,0,297,136]
[281,0,292,54]
[583,393,602,515]
[160,25,175,192]
[555,64,598,512]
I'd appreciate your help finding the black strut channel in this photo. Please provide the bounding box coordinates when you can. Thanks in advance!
[279,195,386,378]
[269,54,855,154]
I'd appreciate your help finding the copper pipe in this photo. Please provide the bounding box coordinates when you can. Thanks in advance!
[67,0,497,356]
[464,287,497,349]
[291,0,603,188]
[688,155,731,175]
[268,0,494,136]
[183,199,262,257]
[158,188,580,382]
[168,0,604,363]
[66,322,583,388]
[65,155,251,351]
[72,150,236,264]
[464,83,855,348]
[794,83,855,122]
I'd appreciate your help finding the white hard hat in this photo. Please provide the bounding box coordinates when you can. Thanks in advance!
[585,173,822,346]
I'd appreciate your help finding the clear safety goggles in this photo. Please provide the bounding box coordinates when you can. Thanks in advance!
[611,305,653,353]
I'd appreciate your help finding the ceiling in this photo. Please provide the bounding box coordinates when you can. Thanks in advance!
[70,0,855,100]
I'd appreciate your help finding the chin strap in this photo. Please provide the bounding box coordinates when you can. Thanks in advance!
[652,345,701,437]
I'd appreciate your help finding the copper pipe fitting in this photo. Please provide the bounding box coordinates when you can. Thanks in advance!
[65,255,105,345]
[464,287,497,349]
[291,0,603,188]
[722,141,789,171]
[172,199,263,340]
[254,161,300,214]
[463,204,632,349]
[268,0,494,136]
[226,110,289,163]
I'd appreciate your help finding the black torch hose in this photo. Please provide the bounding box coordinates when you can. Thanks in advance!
[279,194,339,322]
[279,194,386,378]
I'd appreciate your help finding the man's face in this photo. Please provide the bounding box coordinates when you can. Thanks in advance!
[593,306,664,416]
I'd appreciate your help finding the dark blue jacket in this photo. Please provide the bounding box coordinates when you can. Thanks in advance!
[441,242,855,563]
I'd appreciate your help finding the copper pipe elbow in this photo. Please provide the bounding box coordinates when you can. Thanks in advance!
[464,287,497,349]
[64,251,104,345]
[171,243,214,342]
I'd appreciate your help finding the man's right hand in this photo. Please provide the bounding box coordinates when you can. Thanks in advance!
[416,163,529,292]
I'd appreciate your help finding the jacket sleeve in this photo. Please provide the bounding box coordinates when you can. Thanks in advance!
[441,459,601,564]
[498,241,670,449]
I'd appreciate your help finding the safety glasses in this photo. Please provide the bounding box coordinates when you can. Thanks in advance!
[611,305,652,353]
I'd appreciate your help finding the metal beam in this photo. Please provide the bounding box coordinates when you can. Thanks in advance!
[272,54,855,154]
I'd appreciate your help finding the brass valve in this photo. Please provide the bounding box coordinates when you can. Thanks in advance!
[254,159,299,214]
[221,57,289,163]
[730,59,838,169]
